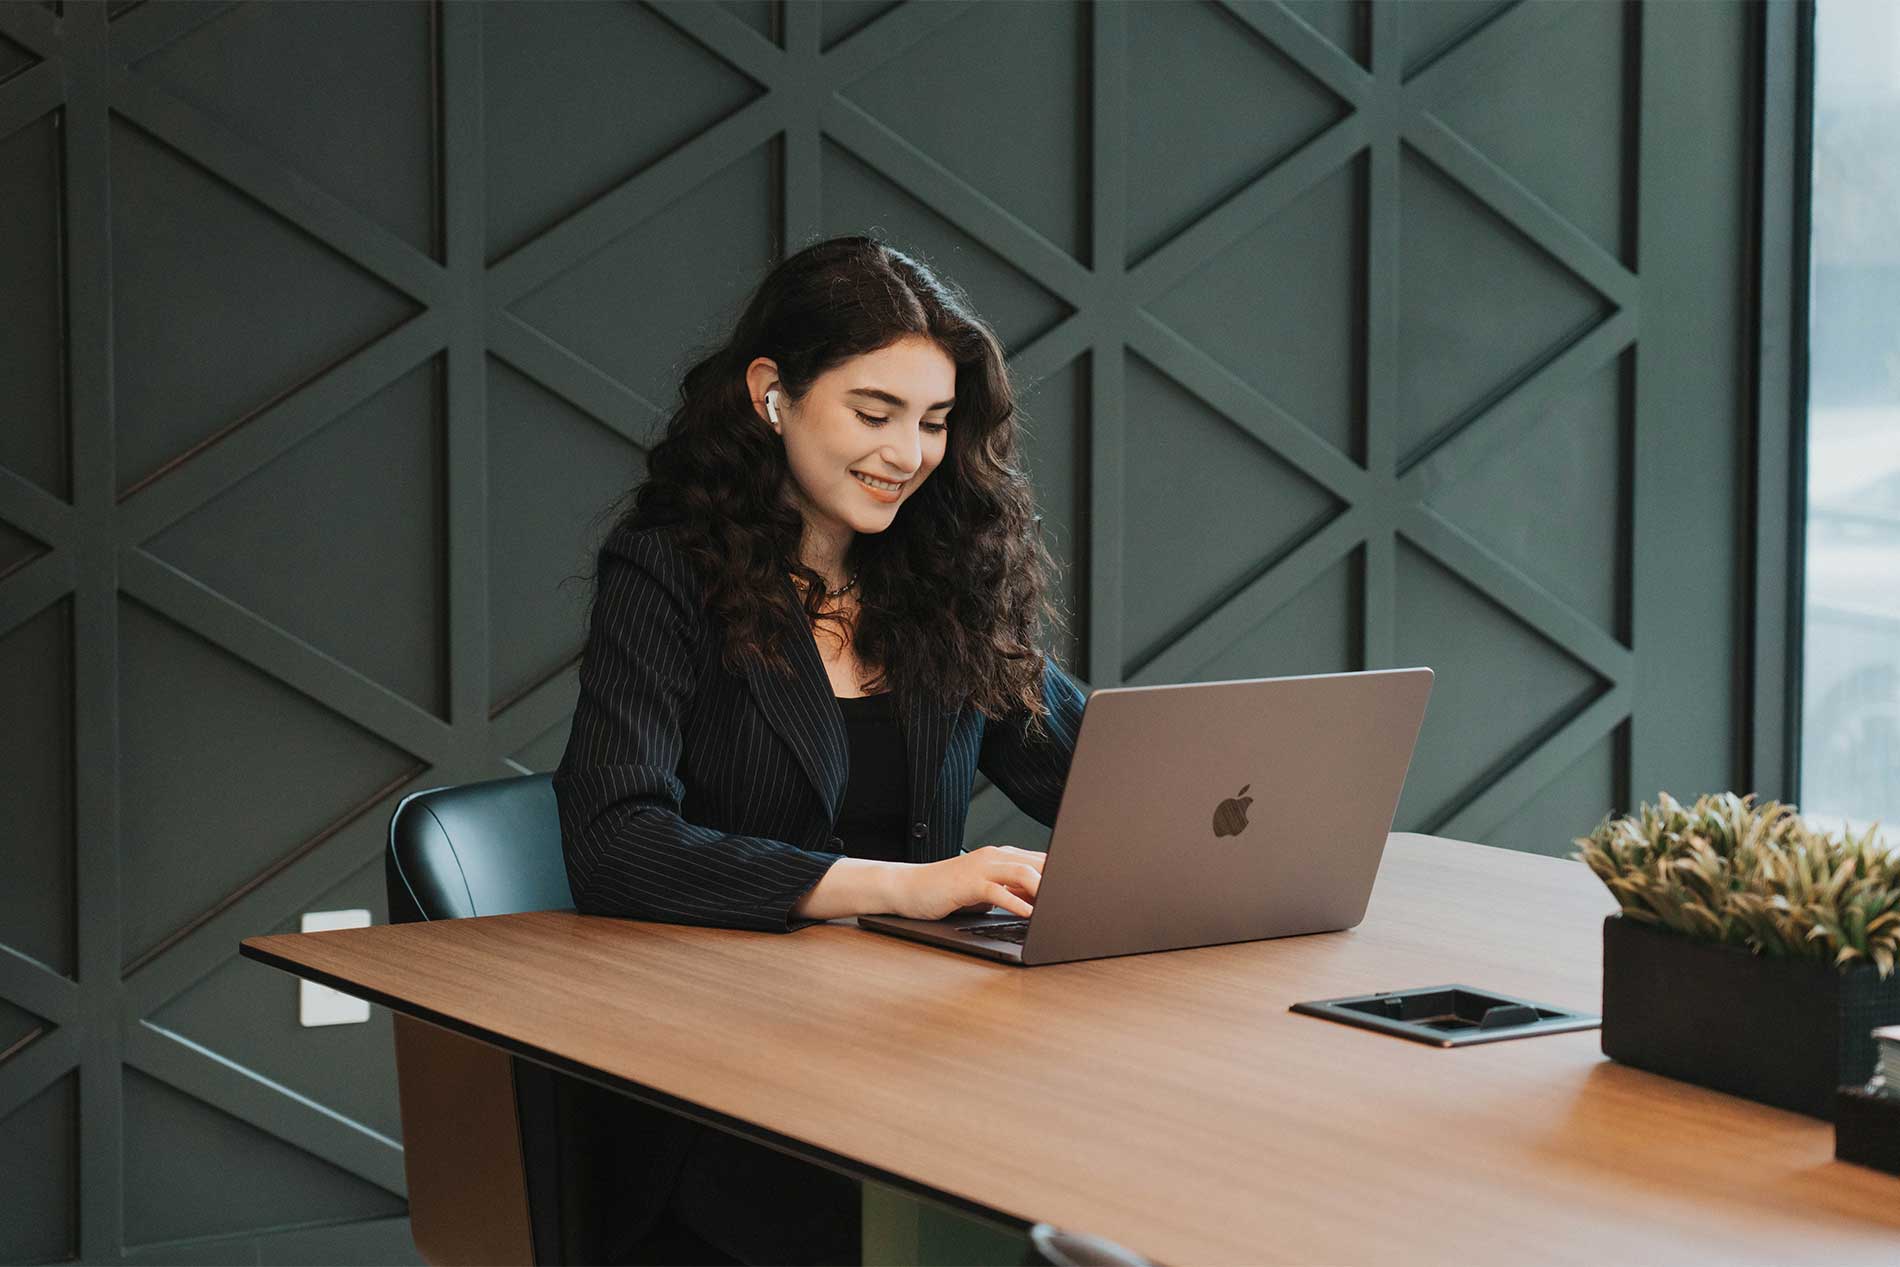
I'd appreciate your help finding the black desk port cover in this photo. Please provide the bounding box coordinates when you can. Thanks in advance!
[1291,984,1600,1047]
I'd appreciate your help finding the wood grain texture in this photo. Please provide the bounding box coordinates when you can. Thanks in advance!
[243,835,1900,1266]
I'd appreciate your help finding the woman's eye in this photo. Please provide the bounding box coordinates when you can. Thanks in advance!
[858,410,947,435]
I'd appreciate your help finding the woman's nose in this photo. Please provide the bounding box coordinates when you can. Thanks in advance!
[889,423,925,471]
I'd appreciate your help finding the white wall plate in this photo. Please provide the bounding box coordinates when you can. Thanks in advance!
[297,909,373,1027]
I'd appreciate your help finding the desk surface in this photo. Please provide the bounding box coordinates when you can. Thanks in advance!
[242,834,1900,1266]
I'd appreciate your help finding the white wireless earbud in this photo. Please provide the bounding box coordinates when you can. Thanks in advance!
[765,390,781,425]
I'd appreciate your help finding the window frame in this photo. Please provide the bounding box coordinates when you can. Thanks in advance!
[1746,0,1815,804]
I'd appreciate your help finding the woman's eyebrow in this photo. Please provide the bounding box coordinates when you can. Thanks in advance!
[846,387,956,411]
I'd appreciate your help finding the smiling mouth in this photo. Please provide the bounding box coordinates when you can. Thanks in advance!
[852,472,907,492]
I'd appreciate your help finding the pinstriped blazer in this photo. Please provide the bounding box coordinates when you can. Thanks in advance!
[551,520,1088,932]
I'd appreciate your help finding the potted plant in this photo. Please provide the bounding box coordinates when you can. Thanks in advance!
[1575,792,1900,1119]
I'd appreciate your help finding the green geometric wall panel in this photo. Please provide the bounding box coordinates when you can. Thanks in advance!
[1146,155,1367,461]
[1120,350,1343,674]
[1392,541,1605,831]
[485,358,647,713]
[122,1068,403,1248]
[130,0,438,254]
[1124,0,1348,264]
[482,0,765,262]
[0,1071,77,1264]
[0,108,66,500]
[839,0,1089,259]
[108,119,418,497]
[0,597,75,978]
[144,359,449,717]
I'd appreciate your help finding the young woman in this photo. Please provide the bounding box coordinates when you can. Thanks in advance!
[550,235,1087,1265]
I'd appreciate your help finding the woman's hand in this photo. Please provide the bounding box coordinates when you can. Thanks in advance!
[893,845,1045,920]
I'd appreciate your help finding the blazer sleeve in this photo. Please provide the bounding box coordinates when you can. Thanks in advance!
[552,530,844,932]
[975,655,1089,830]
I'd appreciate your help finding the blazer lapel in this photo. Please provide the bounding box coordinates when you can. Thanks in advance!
[898,681,959,833]
[740,595,848,824]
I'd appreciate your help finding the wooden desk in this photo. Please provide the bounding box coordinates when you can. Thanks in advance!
[241,834,1900,1265]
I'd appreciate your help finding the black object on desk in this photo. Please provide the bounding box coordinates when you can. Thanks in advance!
[1291,984,1600,1047]
[1836,1086,1900,1176]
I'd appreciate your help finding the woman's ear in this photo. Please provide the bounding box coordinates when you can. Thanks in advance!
[744,357,782,432]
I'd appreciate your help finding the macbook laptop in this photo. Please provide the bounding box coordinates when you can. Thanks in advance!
[857,667,1433,966]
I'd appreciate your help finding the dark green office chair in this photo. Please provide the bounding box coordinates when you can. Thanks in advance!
[387,773,615,1266]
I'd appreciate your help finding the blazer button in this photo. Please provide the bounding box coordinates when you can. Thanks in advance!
[828,836,845,850]
[910,822,929,841]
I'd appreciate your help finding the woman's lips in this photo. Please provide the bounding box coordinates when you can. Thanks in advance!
[852,471,905,503]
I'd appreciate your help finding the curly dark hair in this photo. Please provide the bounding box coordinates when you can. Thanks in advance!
[597,234,1070,731]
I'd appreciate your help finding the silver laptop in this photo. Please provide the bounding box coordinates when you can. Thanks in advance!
[857,667,1433,966]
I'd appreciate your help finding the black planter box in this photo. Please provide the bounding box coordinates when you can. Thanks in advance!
[1600,915,1900,1120]
[1836,1086,1900,1176]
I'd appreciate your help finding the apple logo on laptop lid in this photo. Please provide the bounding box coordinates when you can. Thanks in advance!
[1213,784,1253,838]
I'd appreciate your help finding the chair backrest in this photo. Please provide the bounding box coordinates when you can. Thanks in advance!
[386,773,573,923]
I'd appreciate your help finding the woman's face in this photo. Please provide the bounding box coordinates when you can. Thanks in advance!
[748,335,957,542]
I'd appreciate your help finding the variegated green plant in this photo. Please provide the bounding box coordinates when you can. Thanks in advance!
[1574,792,1900,979]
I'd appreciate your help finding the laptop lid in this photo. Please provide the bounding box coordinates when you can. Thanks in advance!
[1010,666,1433,965]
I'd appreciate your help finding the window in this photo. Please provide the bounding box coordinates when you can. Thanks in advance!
[1800,0,1900,833]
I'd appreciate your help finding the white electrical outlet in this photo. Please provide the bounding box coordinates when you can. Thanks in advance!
[298,909,372,1027]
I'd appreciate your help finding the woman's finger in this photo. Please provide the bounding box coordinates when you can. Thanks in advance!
[998,861,1040,897]
[987,882,1033,918]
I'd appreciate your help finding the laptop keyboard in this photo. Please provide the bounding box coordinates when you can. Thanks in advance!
[960,919,1030,944]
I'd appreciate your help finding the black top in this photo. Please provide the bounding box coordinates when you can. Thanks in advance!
[831,690,910,863]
